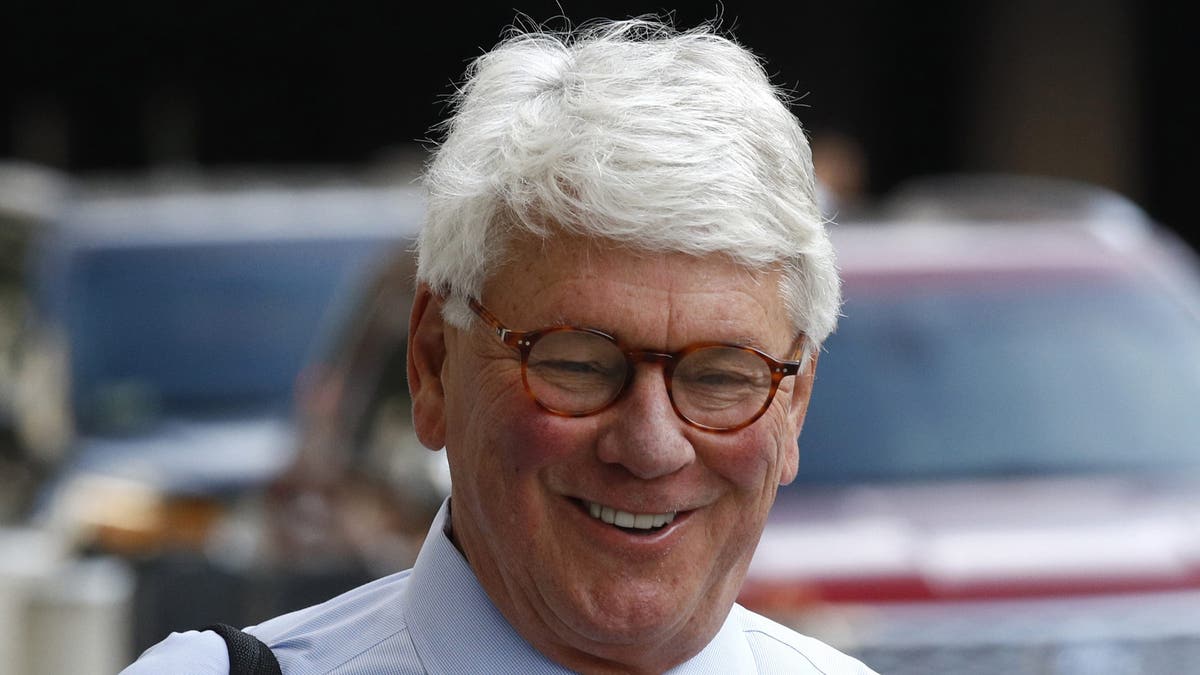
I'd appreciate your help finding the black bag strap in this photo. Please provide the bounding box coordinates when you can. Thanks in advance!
[204,623,283,675]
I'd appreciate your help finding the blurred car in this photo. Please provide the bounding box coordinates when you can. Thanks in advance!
[880,172,1153,225]
[15,177,424,557]
[741,185,1200,673]
[262,244,448,576]
[0,161,68,522]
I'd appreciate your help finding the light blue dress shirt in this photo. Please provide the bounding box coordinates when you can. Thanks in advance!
[122,500,877,674]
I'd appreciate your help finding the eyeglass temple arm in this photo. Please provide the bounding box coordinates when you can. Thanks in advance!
[467,297,520,345]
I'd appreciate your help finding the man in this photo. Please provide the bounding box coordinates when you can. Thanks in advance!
[123,18,876,674]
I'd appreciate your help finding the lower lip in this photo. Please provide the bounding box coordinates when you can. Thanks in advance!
[567,497,689,549]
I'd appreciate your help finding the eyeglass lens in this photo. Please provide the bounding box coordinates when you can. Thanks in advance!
[523,329,774,429]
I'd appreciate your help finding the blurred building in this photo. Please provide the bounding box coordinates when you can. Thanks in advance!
[2,1,1195,245]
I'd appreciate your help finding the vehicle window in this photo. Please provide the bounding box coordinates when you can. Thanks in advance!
[64,239,390,434]
[792,274,1200,485]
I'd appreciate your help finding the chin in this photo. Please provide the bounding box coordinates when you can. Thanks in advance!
[562,581,724,651]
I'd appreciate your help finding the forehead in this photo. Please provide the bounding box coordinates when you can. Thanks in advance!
[484,235,791,348]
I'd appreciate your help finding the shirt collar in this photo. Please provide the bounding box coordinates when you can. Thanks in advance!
[405,499,574,674]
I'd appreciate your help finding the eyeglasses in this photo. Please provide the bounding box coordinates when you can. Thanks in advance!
[467,298,804,432]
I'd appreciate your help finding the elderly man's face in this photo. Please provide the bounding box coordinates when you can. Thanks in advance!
[408,235,814,671]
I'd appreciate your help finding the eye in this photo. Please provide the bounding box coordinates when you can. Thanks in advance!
[689,369,758,386]
[678,368,762,398]
[529,354,624,387]
[526,330,626,395]
[673,346,772,407]
[532,358,616,376]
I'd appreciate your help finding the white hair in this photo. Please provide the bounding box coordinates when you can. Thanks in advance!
[417,18,840,355]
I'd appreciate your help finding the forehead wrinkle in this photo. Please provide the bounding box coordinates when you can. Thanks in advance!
[587,270,784,351]
[499,235,791,350]
[660,266,789,353]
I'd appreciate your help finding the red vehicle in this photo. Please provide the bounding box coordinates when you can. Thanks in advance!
[741,207,1200,673]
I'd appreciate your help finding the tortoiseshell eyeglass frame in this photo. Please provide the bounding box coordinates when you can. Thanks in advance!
[466,297,805,433]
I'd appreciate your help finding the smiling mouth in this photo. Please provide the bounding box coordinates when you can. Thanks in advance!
[582,500,677,532]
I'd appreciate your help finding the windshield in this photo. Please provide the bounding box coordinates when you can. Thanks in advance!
[64,239,393,434]
[792,273,1200,484]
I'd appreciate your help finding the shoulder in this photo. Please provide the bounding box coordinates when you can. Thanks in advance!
[731,605,879,675]
[119,630,229,675]
[247,569,421,672]
[121,569,419,674]
[249,568,413,642]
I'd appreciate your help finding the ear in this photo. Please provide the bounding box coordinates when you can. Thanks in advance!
[779,351,818,486]
[407,283,448,451]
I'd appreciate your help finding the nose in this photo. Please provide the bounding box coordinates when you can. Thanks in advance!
[595,363,695,480]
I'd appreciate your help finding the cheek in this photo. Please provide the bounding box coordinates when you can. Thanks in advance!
[461,385,593,477]
[508,411,601,468]
[701,416,795,492]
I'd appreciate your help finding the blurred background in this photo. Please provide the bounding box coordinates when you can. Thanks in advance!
[3,2,1199,674]
[4,0,1196,245]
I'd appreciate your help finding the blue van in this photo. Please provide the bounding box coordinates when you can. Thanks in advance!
[17,177,423,552]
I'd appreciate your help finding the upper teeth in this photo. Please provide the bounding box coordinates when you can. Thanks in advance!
[586,501,676,529]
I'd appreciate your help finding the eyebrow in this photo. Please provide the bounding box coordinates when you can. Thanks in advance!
[587,323,785,355]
